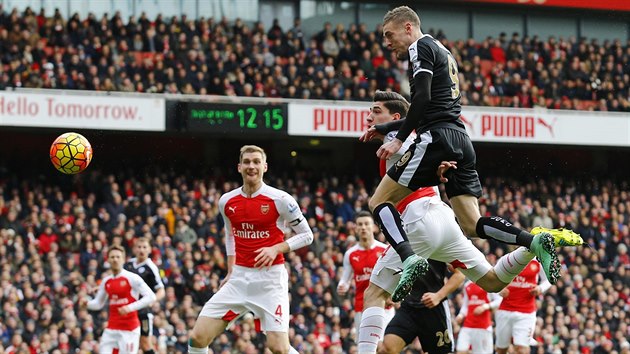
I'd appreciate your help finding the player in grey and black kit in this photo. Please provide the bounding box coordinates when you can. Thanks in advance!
[361,5,581,303]
[380,260,464,354]
[124,237,165,354]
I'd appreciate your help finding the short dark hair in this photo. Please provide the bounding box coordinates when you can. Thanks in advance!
[373,90,410,117]
[355,210,373,221]
[107,245,126,257]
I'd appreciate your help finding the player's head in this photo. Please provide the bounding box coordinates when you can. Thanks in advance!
[382,6,422,58]
[355,210,376,243]
[133,237,151,261]
[238,145,268,185]
[107,245,126,272]
[368,90,410,131]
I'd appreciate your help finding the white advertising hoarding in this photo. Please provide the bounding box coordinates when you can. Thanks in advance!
[288,102,370,138]
[0,91,166,131]
[288,102,630,146]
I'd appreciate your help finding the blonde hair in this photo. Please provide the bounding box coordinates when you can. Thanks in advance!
[134,237,151,246]
[239,145,267,162]
[383,6,421,28]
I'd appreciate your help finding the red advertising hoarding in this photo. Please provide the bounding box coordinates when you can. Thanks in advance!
[463,0,630,11]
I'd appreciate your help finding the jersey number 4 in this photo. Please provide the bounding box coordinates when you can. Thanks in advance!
[275,305,283,317]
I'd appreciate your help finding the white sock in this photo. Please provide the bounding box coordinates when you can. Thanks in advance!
[357,306,385,354]
[188,345,208,354]
[495,246,535,283]
[289,346,300,354]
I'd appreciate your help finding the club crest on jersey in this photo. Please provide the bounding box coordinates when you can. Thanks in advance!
[261,204,270,214]
[396,151,412,168]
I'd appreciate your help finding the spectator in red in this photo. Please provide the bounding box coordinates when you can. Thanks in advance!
[37,226,58,254]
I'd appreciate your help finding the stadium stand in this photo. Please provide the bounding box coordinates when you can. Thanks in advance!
[1,7,629,111]
[0,166,628,353]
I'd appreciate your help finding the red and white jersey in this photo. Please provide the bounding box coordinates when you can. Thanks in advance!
[382,131,441,222]
[340,241,387,311]
[219,183,305,268]
[459,281,502,329]
[499,260,550,313]
[87,269,155,331]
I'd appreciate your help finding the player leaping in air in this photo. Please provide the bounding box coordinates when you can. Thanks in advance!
[361,6,584,302]
[356,90,578,354]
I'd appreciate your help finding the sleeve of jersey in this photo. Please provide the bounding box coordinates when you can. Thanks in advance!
[409,40,435,77]
[278,193,313,251]
[338,250,353,287]
[488,292,503,309]
[127,274,157,312]
[458,287,469,317]
[148,262,165,290]
[87,281,108,311]
[219,195,236,256]
[537,266,552,293]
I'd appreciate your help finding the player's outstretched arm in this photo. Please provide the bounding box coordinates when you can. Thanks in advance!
[86,281,107,311]
[455,286,470,324]
[422,269,465,308]
[336,250,353,296]
[121,276,156,315]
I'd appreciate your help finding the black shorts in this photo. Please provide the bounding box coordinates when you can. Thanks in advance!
[139,312,154,337]
[384,302,454,354]
[387,127,482,199]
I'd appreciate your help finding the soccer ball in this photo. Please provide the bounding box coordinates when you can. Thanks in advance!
[49,132,93,174]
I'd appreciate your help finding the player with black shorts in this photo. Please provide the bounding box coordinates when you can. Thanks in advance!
[362,5,582,302]
[124,237,165,354]
[381,260,462,354]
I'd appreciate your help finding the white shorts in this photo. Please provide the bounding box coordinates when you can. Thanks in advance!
[371,201,491,294]
[456,327,493,354]
[495,310,537,348]
[99,327,141,354]
[198,264,289,332]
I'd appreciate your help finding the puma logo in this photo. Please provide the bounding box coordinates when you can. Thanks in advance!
[228,206,237,214]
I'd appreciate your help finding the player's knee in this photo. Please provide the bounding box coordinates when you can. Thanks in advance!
[460,220,478,238]
[189,329,210,348]
[484,281,506,293]
[267,342,289,354]
[140,337,151,350]
[377,341,400,354]
[368,198,380,212]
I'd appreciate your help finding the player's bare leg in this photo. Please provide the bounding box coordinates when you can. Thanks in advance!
[497,345,529,354]
[369,176,429,301]
[358,284,390,354]
[140,336,154,354]
[266,331,291,354]
[378,334,407,354]
[188,317,228,353]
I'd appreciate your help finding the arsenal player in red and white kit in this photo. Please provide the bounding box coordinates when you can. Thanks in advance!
[189,145,313,354]
[495,260,551,354]
[337,211,389,332]
[84,245,156,354]
[455,281,502,354]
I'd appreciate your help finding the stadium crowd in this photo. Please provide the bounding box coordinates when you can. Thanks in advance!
[1,6,630,112]
[0,166,628,354]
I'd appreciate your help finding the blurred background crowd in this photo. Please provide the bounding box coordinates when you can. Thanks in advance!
[1,7,630,111]
[0,166,628,353]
